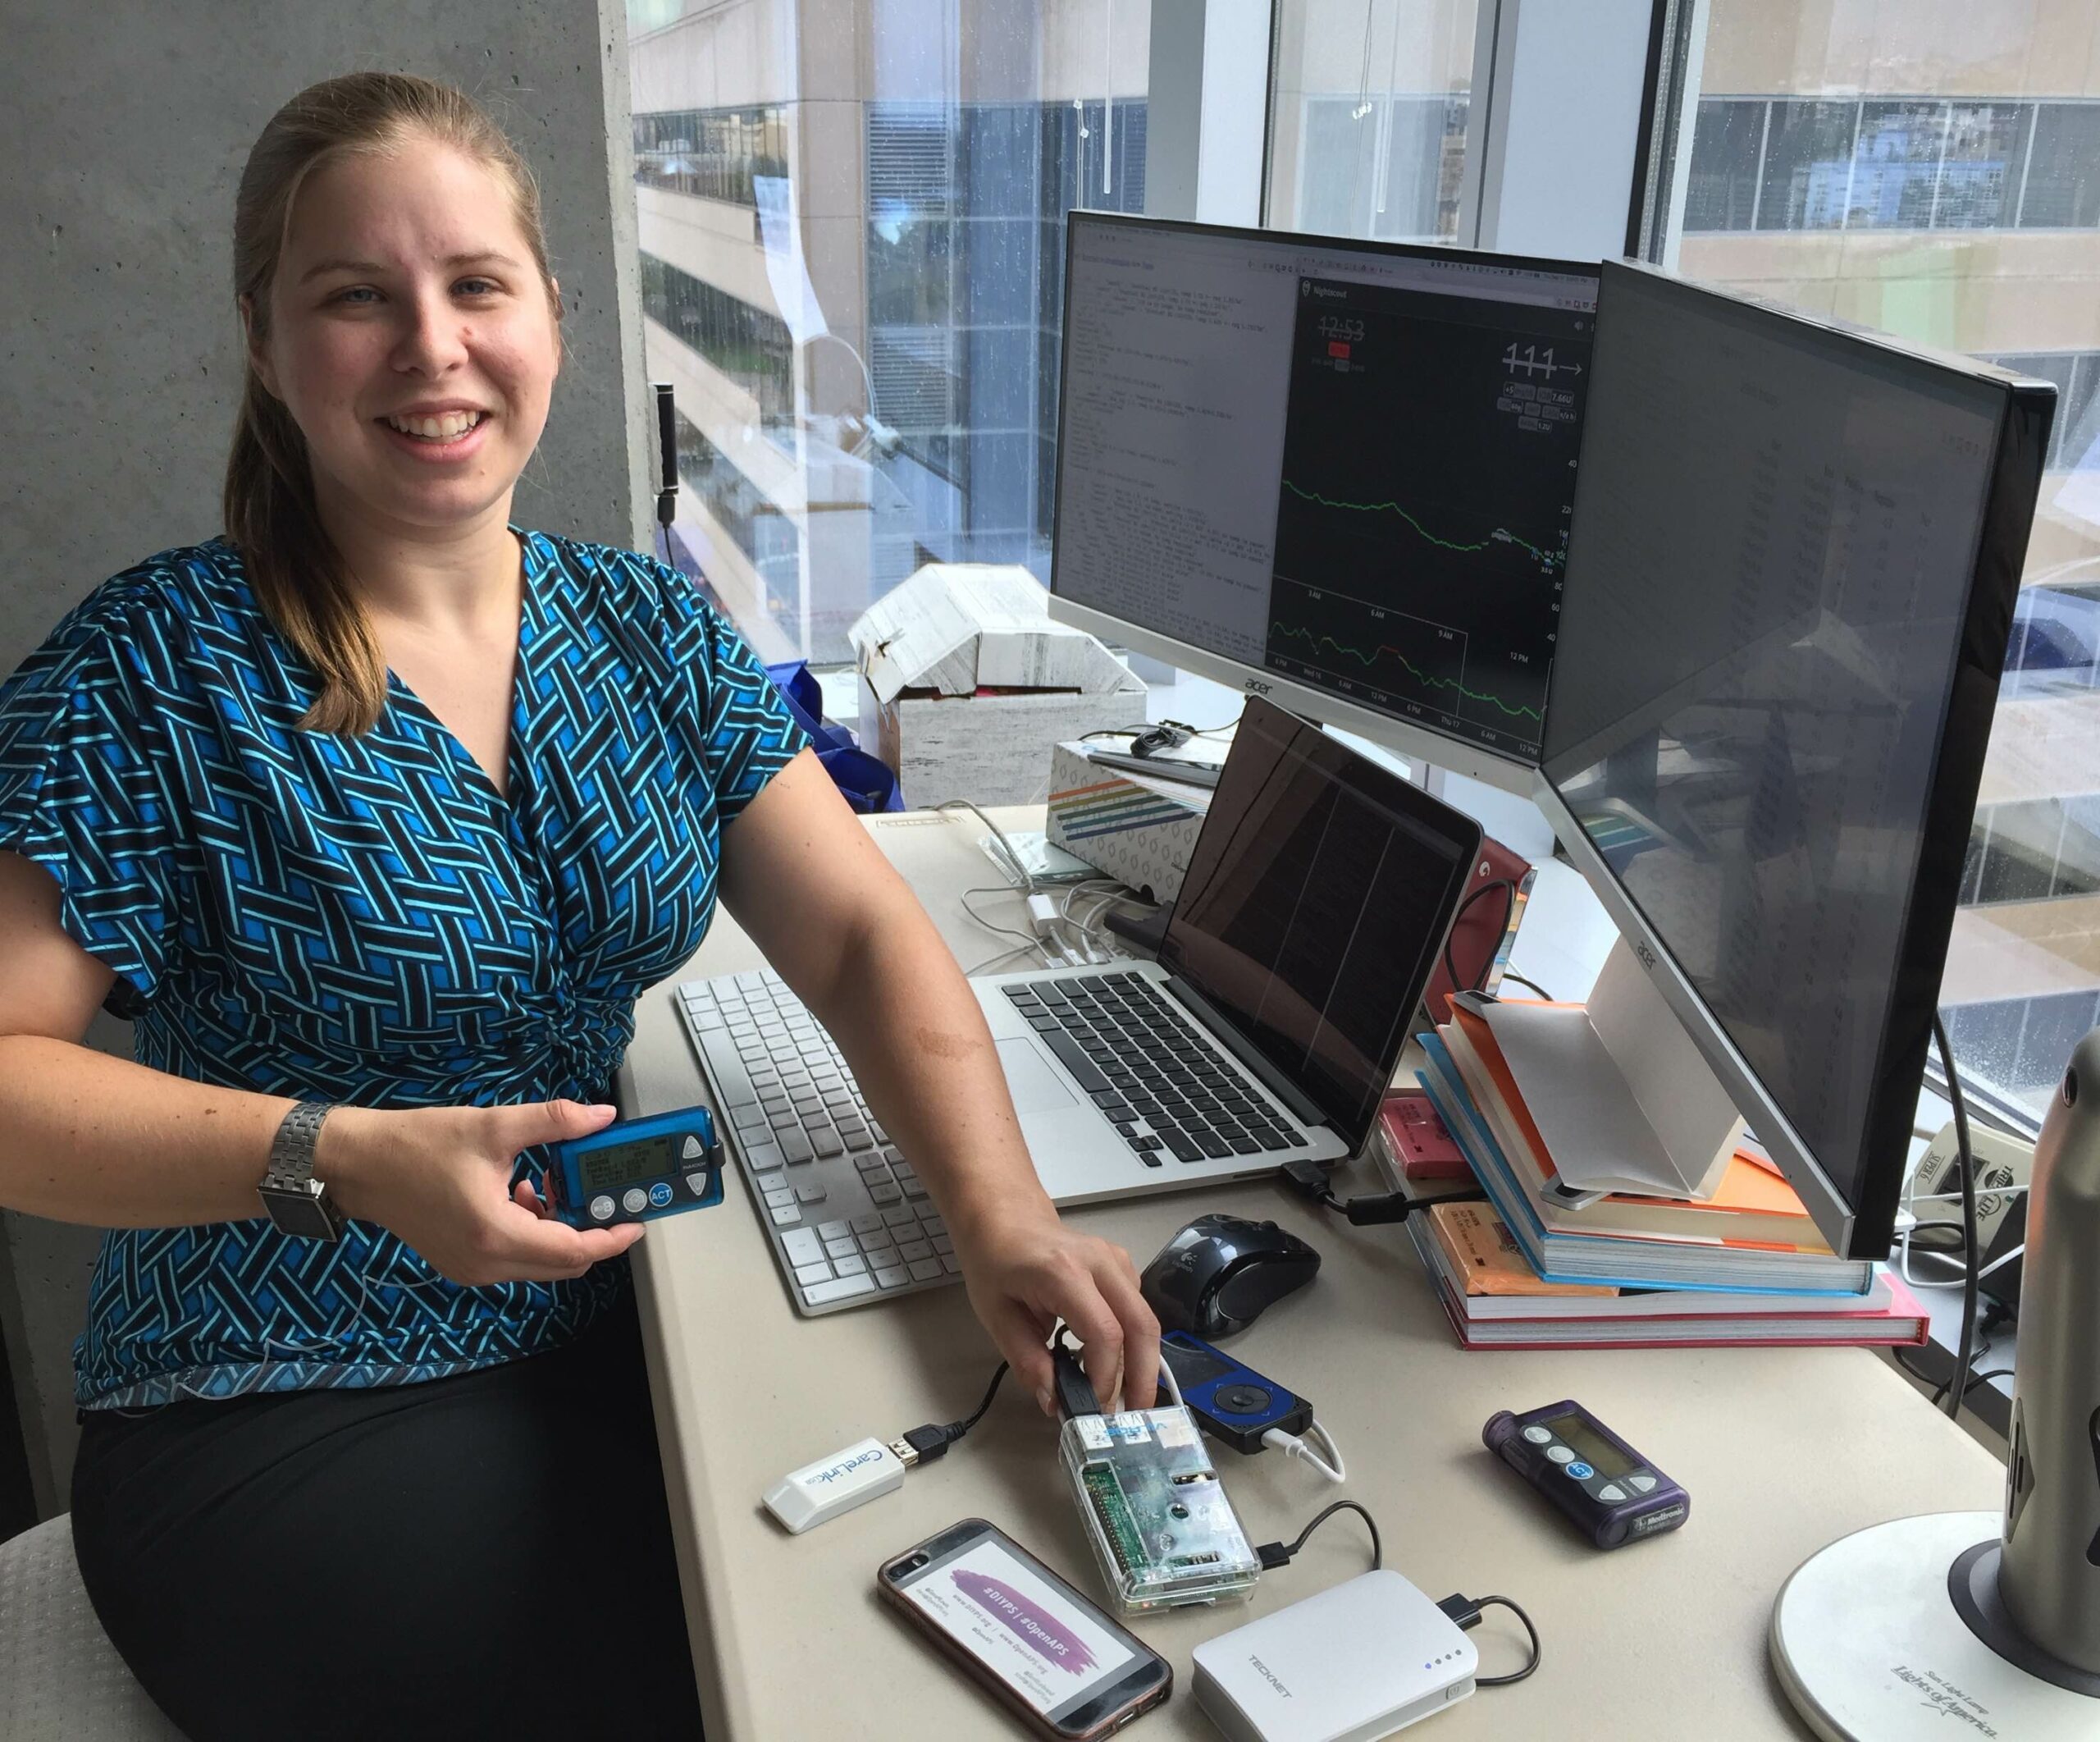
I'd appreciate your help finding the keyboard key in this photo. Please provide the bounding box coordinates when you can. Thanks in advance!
[854,1151,889,1174]
[742,1144,784,1174]
[931,1233,955,1256]
[882,1205,920,1228]
[833,1253,868,1278]
[941,1255,965,1275]
[803,1274,878,1306]
[900,1179,930,1200]
[793,1261,833,1288]
[1028,981,1069,1004]
[1043,1031,1111,1093]
[764,1187,795,1210]
[873,1264,911,1290]
[1195,1133,1232,1159]
[781,1228,824,1266]
[857,1226,894,1250]
[908,1258,945,1283]
[921,1214,947,1237]
[1226,1135,1262,1155]
[850,1212,886,1234]
[824,1238,857,1261]
[810,1128,845,1159]
[867,1183,902,1206]
[895,1238,935,1264]
[1138,1151,1164,1168]
[769,1205,802,1227]
[1158,1130,1203,1163]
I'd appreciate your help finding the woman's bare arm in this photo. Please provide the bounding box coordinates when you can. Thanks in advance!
[716,750,1160,1412]
[0,848,640,1282]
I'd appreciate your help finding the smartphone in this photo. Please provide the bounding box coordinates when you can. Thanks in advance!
[878,1517,1172,1739]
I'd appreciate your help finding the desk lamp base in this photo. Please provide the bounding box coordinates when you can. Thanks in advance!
[1771,1511,2098,1740]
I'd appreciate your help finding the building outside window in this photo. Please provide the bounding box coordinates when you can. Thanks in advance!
[627,0,1149,666]
[1653,2,2100,1119]
[1266,1,1478,245]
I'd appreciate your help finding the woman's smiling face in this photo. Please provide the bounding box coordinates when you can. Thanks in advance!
[246,135,562,539]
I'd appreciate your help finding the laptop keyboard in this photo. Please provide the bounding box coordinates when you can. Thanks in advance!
[999,972,1305,1168]
[678,971,961,1315]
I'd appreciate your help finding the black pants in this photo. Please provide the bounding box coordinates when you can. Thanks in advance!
[71,1288,704,1741]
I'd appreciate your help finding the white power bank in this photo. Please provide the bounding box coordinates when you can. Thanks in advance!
[1192,1571,1478,1742]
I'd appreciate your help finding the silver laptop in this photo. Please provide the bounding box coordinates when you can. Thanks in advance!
[678,697,1482,1314]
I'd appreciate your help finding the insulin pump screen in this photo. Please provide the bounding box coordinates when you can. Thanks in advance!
[1544,1412,1632,1479]
[578,1136,674,1192]
[894,1533,1141,1720]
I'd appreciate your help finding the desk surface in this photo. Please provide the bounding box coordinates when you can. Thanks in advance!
[621,808,2006,1741]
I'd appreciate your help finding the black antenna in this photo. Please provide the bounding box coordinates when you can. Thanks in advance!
[653,381,678,530]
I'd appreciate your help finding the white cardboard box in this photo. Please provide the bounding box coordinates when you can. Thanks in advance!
[1045,741,1212,903]
[849,565,1144,810]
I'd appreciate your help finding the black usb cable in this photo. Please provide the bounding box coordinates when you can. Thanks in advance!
[1256,1500,1543,1687]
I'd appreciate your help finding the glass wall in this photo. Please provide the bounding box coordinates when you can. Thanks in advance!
[1267,1,1479,243]
[627,1,1150,665]
[1652,4,2100,1118]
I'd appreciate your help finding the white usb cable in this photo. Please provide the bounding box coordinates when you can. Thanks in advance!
[1262,1420,1348,1484]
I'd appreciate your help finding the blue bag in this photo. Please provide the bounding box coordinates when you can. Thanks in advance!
[764,661,905,814]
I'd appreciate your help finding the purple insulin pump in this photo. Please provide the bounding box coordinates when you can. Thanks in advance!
[1483,1400,1689,1549]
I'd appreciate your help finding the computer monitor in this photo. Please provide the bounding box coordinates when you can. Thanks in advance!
[1536,261,2055,1261]
[1047,213,1600,793]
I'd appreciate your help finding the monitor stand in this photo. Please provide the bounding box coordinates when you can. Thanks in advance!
[1771,1512,2097,1738]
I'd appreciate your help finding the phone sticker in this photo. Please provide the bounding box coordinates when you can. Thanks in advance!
[897,1536,1140,1717]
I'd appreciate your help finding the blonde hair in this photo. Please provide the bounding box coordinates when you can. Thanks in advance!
[223,72,562,734]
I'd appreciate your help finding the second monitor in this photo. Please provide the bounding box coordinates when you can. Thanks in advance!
[1048,213,1598,789]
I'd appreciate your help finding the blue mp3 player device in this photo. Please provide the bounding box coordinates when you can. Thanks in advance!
[548,1106,724,1228]
[1157,1330,1315,1454]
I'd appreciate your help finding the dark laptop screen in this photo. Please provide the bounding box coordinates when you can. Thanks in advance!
[1158,697,1481,1154]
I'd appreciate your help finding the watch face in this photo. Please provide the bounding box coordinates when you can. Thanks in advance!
[258,1184,342,1242]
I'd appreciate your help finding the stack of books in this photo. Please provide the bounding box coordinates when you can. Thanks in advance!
[1408,1198,1927,1350]
[1410,1004,1926,1350]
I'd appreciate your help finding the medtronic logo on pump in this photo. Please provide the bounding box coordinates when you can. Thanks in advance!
[952,1571,1098,1675]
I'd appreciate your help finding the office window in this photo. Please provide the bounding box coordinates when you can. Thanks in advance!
[1757,100,1856,231]
[633,106,790,205]
[1650,7,2100,1122]
[1684,98,1764,232]
[1267,1,1479,245]
[627,2,1150,667]
[2020,103,2100,229]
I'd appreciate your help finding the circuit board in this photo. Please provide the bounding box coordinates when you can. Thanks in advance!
[1058,1406,1261,1613]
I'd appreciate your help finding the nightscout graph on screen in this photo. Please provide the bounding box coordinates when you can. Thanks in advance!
[1048,213,1598,781]
[1267,277,1589,758]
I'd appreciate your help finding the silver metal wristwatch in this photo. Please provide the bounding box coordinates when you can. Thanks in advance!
[257,1100,345,1241]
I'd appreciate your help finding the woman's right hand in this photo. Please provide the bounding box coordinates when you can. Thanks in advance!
[316,1100,645,1287]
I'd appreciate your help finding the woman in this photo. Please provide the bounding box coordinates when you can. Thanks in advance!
[0,72,1157,1739]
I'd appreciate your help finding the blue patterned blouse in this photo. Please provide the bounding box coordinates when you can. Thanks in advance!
[0,532,807,1408]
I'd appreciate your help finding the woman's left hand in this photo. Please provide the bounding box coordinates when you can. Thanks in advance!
[951,1201,1161,1416]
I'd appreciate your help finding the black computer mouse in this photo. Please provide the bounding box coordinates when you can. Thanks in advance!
[1139,1214,1322,1339]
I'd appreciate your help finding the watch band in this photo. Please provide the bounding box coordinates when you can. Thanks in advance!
[257,1101,345,1241]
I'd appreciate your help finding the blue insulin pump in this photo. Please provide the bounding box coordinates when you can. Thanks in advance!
[547,1106,724,1228]
[1157,1330,1314,1453]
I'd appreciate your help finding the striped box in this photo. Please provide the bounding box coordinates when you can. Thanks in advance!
[1045,742,1212,904]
